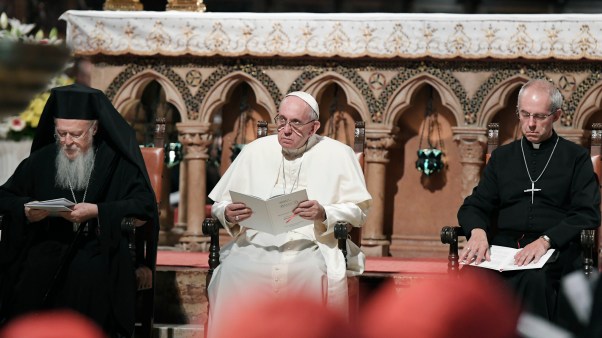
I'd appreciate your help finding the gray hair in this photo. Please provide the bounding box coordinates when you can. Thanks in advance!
[517,79,563,114]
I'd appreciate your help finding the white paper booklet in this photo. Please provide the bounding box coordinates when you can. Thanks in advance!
[468,245,556,272]
[229,189,313,235]
[25,198,75,212]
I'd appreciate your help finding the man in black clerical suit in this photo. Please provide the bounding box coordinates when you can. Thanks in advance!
[0,84,158,338]
[457,79,600,321]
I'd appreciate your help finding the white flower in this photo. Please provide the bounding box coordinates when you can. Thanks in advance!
[8,116,25,132]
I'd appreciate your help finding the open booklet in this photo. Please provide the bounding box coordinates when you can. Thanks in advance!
[24,198,75,212]
[467,245,556,272]
[229,189,313,235]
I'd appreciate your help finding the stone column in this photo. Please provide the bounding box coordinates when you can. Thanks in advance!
[177,122,213,251]
[452,127,487,199]
[362,129,397,257]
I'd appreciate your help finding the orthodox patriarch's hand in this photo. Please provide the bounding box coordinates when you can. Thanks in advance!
[24,206,49,223]
[60,203,98,223]
[459,228,491,265]
[293,200,326,222]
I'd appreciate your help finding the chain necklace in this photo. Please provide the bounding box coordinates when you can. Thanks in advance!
[281,155,303,195]
[68,150,97,231]
[520,136,559,204]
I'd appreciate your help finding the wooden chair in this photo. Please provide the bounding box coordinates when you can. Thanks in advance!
[124,117,165,338]
[202,120,367,326]
[441,123,599,277]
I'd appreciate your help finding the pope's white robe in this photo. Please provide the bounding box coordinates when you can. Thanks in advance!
[207,134,371,337]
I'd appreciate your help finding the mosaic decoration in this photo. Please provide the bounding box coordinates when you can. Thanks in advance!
[288,65,378,120]
[100,56,602,127]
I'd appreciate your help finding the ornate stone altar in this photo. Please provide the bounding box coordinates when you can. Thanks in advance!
[61,10,602,257]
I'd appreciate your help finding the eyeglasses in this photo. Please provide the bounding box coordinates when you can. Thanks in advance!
[54,123,95,141]
[274,115,316,131]
[517,110,556,121]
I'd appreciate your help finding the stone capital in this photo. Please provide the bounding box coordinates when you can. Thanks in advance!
[452,128,488,165]
[365,127,398,164]
[177,122,214,160]
[452,127,488,198]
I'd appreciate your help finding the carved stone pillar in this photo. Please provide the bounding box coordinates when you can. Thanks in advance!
[362,130,397,257]
[452,127,487,199]
[177,122,213,251]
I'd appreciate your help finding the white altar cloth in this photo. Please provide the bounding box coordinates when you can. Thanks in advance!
[61,10,602,60]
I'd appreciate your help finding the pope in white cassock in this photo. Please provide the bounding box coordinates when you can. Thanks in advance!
[207,91,371,337]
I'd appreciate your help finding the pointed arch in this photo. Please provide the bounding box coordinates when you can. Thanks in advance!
[477,75,529,127]
[112,69,186,122]
[573,81,602,129]
[382,74,463,126]
[198,71,277,123]
[300,71,371,123]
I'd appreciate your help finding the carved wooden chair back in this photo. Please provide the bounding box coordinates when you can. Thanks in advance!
[134,117,165,338]
[588,123,602,273]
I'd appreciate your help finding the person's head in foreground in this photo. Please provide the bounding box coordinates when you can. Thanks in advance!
[360,270,521,338]
[214,295,357,338]
[0,310,105,338]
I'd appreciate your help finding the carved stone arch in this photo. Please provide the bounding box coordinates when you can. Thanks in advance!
[573,80,602,129]
[198,71,278,123]
[477,74,529,127]
[288,66,378,121]
[111,69,187,122]
[299,71,371,123]
[382,73,463,127]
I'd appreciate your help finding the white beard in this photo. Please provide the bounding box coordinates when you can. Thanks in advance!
[55,143,96,191]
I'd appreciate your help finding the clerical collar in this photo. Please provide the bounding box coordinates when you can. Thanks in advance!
[282,134,319,160]
[524,131,558,151]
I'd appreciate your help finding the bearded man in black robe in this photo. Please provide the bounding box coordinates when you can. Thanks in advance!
[458,79,600,321]
[0,84,158,337]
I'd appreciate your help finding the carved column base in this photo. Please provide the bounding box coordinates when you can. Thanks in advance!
[158,228,184,247]
[361,238,391,257]
[178,235,211,252]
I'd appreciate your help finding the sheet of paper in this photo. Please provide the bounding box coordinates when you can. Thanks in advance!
[229,190,312,235]
[25,198,75,212]
[468,245,556,272]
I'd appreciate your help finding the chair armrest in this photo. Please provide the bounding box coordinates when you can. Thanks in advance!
[440,226,464,275]
[334,221,350,266]
[203,217,221,296]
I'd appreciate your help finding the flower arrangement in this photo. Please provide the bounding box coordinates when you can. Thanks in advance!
[0,74,74,141]
[0,12,61,45]
[0,12,68,141]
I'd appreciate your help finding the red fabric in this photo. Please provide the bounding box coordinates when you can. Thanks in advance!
[360,269,521,338]
[0,310,105,338]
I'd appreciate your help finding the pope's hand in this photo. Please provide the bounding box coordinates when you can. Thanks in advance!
[225,202,252,223]
[460,228,491,265]
[24,206,49,223]
[293,200,326,222]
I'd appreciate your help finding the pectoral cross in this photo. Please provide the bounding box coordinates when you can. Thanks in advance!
[524,182,541,204]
